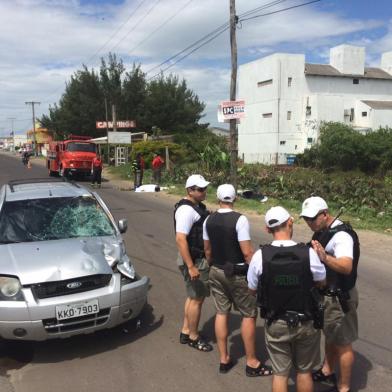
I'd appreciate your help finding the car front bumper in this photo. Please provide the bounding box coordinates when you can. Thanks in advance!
[0,273,149,341]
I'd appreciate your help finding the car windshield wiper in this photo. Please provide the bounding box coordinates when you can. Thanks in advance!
[0,240,24,244]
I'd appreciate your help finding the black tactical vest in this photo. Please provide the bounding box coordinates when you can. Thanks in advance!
[312,222,360,291]
[174,199,209,261]
[258,243,314,319]
[205,211,245,267]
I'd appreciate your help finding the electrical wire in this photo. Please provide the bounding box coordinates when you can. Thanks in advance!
[240,0,321,22]
[86,0,149,65]
[110,0,162,53]
[147,0,323,80]
[127,0,194,56]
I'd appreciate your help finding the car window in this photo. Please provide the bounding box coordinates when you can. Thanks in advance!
[66,143,96,153]
[0,196,115,243]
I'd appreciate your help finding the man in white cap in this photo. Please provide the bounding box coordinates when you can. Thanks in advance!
[174,174,212,352]
[301,196,360,392]
[203,184,271,376]
[248,206,326,392]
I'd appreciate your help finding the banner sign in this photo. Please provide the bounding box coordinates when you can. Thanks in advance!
[108,132,132,144]
[96,120,136,129]
[218,100,245,122]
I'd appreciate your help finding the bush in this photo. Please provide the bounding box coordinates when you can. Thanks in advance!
[130,140,186,168]
[298,122,392,174]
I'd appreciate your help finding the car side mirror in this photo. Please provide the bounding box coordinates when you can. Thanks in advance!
[118,219,128,233]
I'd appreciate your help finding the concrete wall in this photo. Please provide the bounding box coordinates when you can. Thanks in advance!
[238,47,392,164]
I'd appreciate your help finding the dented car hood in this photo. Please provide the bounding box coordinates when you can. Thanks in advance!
[0,236,123,285]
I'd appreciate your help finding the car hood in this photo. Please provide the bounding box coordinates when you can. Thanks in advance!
[0,237,123,285]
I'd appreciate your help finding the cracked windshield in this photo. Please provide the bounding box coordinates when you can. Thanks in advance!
[0,196,115,243]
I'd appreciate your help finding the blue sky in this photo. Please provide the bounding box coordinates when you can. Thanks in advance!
[0,0,391,135]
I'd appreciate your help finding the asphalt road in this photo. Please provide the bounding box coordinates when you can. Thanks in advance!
[0,152,391,392]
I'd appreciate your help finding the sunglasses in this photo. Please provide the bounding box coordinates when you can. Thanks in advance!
[191,186,207,192]
[303,212,324,222]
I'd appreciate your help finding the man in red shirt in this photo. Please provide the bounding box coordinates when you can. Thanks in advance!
[91,153,103,188]
[152,152,165,185]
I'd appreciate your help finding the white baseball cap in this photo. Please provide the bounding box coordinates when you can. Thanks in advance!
[217,184,236,203]
[300,196,328,218]
[185,174,210,189]
[265,206,291,228]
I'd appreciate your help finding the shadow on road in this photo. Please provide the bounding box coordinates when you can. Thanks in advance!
[0,303,163,371]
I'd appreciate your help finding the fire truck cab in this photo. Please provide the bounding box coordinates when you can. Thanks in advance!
[47,135,97,178]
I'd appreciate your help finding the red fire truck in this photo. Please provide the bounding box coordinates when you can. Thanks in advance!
[46,135,97,178]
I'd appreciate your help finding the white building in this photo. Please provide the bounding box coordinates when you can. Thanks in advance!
[238,44,392,164]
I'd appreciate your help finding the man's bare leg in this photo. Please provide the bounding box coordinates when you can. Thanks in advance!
[336,344,354,392]
[241,317,260,368]
[187,297,204,340]
[322,342,338,376]
[181,297,191,335]
[272,375,288,392]
[215,313,230,364]
[297,372,313,392]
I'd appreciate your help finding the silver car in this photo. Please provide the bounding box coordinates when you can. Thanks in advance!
[0,178,149,341]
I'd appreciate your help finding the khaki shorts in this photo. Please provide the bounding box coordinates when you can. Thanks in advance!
[265,320,321,376]
[323,286,359,345]
[178,258,210,299]
[208,266,257,318]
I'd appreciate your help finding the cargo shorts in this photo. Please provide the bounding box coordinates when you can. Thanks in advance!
[323,286,359,345]
[265,320,321,376]
[178,256,210,299]
[208,266,257,318]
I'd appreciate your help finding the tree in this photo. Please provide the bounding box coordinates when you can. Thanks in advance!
[41,66,103,138]
[144,74,206,133]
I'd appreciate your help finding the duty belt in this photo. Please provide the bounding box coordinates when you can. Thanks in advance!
[275,311,312,328]
[214,263,248,276]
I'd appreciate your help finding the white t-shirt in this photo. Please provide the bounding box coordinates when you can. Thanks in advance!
[247,240,326,291]
[324,220,354,259]
[175,202,202,235]
[202,208,251,242]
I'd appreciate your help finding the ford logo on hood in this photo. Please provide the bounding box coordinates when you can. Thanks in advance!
[67,281,82,289]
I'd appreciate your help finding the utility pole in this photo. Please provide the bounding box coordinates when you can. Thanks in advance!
[25,101,40,156]
[105,97,110,163]
[112,104,117,132]
[229,0,238,188]
[8,117,16,151]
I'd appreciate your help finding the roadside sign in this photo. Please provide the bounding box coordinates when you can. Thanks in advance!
[218,100,245,122]
[108,132,132,144]
[96,120,136,129]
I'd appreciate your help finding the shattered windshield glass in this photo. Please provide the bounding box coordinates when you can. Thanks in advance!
[0,196,115,243]
[67,143,96,153]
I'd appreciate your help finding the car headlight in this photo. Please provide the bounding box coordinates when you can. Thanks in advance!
[117,254,136,280]
[0,276,24,301]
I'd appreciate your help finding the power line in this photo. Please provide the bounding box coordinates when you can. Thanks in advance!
[147,26,229,80]
[146,0,323,79]
[86,0,149,65]
[127,0,195,56]
[240,0,322,22]
[110,0,162,53]
[145,0,300,77]
[41,0,150,104]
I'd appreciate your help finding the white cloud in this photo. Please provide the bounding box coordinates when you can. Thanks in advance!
[0,0,389,134]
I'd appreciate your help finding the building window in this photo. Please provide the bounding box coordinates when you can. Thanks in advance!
[307,138,313,144]
[257,79,273,87]
[306,106,312,116]
[280,141,286,145]
[288,77,292,87]
[362,111,367,117]
[263,113,272,118]
[353,78,359,84]
[287,111,292,120]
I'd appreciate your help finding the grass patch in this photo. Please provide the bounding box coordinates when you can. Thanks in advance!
[106,165,392,234]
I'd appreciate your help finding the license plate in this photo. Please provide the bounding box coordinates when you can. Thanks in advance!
[56,299,99,321]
